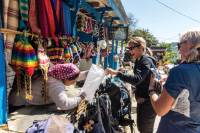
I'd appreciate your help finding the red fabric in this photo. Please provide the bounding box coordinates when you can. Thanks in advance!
[44,0,58,45]
[56,0,61,24]
[29,0,41,34]
[38,0,50,38]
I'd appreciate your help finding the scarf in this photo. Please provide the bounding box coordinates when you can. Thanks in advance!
[44,0,58,45]
[6,0,19,63]
[38,0,50,38]
[19,0,29,29]
[62,1,72,36]
[29,0,41,34]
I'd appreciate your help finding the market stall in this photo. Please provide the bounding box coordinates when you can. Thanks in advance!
[0,0,129,132]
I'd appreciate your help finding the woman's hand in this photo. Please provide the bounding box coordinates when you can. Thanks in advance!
[80,91,87,100]
[105,68,118,75]
[149,74,162,95]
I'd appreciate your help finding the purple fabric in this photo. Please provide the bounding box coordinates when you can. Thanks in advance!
[48,63,80,80]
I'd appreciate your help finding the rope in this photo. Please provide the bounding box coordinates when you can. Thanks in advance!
[0,28,79,41]
[0,28,38,37]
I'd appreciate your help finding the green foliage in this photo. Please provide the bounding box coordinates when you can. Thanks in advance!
[129,29,158,47]
[161,42,179,64]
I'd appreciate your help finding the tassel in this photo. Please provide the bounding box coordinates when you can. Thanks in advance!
[41,67,48,103]
[25,74,33,100]
[16,72,20,96]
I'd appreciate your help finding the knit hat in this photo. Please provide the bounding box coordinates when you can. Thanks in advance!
[48,63,80,80]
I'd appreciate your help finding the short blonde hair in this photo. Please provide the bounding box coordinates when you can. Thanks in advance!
[128,37,146,52]
[180,31,200,62]
[146,47,153,56]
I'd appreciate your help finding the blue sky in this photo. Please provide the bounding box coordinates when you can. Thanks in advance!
[121,0,200,42]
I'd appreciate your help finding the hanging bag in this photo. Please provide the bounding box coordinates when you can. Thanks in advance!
[11,34,38,100]
[47,39,64,64]
[37,38,50,102]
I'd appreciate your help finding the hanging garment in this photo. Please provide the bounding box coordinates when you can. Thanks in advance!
[50,0,64,36]
[43,0,58,45]
[3,0,9,28]
[85,17,93,34]
[62,1,72,36]
[19,0,29,30]
[0,1,7,124]
[29,0,41,34]
[37,39,50,102]
[38,0,50,38]
[11,35,38,100]
[77,14,84,32]
[62,40,72,62]
[93,20,99,37]
[5,0,19,63]
[47,40,64,64]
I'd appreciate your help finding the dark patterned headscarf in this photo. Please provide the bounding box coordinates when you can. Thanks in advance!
[48,63,80,80]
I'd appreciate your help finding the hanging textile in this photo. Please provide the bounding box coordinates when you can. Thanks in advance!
[37,0,50,38]
[19,0,29,30]
[84,17,93,34]
[0,0,7,124]
[71,43,80,64]
[43,0,58,45]
[93,21,99,37]
[3,0,9,28]
[62,1,72,36]
[29,0,41,34]
[47,40,64,64]
[5,0,19,63]
[51,0,63,36]
[77,14,84,32]
[11,35,38,100]
[62,40,72,62]
[37,39,50,102]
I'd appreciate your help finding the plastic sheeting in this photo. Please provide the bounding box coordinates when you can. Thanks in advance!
[81,64,105,102]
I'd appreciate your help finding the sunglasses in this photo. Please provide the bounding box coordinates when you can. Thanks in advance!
[127,44,141,50]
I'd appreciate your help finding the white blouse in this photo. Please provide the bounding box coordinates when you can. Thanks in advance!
[10,77,81,110]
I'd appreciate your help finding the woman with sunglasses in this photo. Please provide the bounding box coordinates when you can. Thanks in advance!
[106,37,159,133]
[149,31,200,133]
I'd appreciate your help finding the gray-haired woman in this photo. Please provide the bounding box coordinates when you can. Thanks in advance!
[149,31,200,133]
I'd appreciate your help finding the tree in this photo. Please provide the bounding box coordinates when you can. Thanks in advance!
[130,29,158,47]
[161,42,179,64]
[127,13,138,29]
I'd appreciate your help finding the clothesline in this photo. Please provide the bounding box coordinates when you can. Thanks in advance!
[77,11,96,21]
[0,28,39,38]
[0,28,79,41]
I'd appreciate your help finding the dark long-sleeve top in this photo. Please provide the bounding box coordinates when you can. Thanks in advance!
[117,55,155,99]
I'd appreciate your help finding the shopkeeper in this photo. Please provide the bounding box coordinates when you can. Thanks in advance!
[9,63,87,111]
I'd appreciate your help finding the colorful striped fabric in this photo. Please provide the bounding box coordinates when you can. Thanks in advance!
[11,37,38,76]
[19,0,29,22]
[3,0,9,28]
[6,0,19,63]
